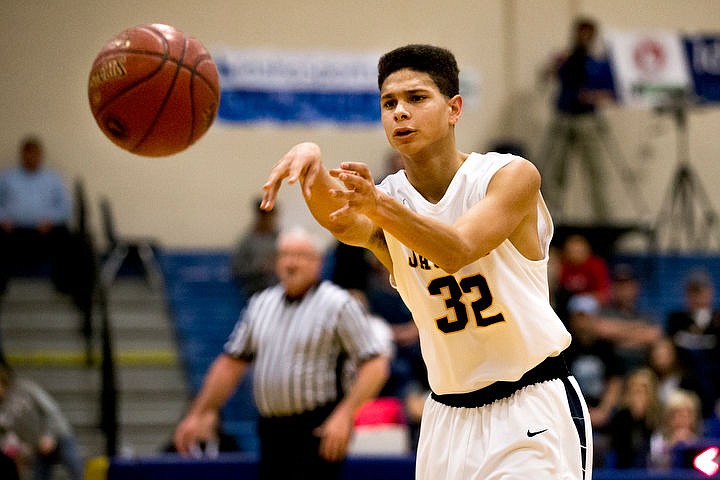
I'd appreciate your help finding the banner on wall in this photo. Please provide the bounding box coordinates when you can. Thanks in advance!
[604,30,720,108]
[213,48,382,124]
[212,48,481,125]
[605,30,692,107]
[683,35,720,103]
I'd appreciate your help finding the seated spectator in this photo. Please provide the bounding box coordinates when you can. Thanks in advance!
[0,363,83,480]
[649,389,703,470]
[607,368,662,469]
[230,196,279,298]
[647,336,703,407]
[665,269,720,418]
[563,294,624,466]
[0,136,74,296]
[555,234,612,321]
[597,263,663,371]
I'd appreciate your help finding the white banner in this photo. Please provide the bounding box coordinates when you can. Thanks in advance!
[605,29,692,107]
[213,48,381,93]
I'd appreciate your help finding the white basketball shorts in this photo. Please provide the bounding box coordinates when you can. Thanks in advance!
[416,376,592,479]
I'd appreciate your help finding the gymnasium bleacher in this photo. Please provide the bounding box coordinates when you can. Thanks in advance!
[129,248,720,480]
[159,250,260,454]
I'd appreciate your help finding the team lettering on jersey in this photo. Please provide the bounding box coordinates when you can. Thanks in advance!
[408,251,440,270]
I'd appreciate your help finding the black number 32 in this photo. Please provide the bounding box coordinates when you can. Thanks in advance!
[427,274,505,333]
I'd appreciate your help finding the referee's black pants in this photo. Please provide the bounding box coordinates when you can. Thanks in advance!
[258,403,342,480]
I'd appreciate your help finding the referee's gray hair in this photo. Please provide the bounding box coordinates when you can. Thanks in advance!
[277,225,328,255]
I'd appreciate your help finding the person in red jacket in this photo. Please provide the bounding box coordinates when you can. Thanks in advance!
[556,234,612,321]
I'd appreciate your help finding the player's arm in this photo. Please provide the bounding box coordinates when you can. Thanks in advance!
[262,142,392,270]
[332,158,541,274]
[174,354,249,455]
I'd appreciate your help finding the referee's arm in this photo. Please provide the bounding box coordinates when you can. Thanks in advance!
[315,353,391,462]
[174,353,251,455]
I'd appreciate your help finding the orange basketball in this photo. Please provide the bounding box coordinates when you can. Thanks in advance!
[88,24,220,157]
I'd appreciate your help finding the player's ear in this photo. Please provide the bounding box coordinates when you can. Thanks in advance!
[448,95,463,125]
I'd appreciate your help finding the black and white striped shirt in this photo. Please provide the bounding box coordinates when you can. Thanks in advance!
[224,281,389,417]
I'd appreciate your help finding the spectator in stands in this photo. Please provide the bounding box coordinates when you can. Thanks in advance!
[649,388,703,471]
[596,263,663,371]
[175,227,391,480]
[556,234,612,321]
[647,336,703,408]
[666,269,720,418]
[0,363,83,480]
[230,196,280,298]
[563,293,624,465]
[0,136,74,296]
[607,367,662,469]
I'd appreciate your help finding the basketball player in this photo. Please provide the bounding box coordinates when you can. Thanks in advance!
[262,44,592,479]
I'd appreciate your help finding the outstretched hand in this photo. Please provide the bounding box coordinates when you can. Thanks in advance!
[328,162,380,221]
[261,142,323,211]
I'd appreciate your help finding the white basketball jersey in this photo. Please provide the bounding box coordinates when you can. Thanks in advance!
[376,152,571,395]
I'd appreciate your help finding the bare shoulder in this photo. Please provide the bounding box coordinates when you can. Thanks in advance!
[493,156,541,191]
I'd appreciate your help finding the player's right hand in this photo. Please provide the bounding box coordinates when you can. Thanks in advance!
[262,142,323,210]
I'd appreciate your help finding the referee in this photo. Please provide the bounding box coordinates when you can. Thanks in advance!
[174,226,391,480]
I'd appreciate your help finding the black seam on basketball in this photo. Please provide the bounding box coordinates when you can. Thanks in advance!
[93,53,168,118]
[191,55,220,97]
[132,27,180,153]
[93,26,171,120]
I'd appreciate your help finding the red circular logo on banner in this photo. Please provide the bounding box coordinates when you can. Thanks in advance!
[633,39,667,75]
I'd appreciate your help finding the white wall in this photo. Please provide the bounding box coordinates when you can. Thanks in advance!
[2,0,719,249]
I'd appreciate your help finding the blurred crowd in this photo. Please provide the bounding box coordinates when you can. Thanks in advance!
[551,233,720,469]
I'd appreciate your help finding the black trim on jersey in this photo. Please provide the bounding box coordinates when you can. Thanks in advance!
[430,354,569,408]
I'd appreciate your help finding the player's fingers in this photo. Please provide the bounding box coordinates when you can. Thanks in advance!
[302,161,321,198]
[261,179,282,211]
[340,162,373,180]
[260,188,276,211]
[328,203,352,221]
[329,169,364,193]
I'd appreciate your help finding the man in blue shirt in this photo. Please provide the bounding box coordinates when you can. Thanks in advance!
[538,18,615,223]
[0,136,73,296]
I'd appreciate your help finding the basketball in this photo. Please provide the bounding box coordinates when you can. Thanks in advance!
[88,24,220,157]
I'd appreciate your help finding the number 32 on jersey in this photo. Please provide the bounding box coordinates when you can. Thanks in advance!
[428,274,505,334]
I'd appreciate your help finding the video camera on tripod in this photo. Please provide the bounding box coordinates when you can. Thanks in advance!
[641,83,720,251]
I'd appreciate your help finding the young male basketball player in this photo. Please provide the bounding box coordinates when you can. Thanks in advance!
[262,44,592,479]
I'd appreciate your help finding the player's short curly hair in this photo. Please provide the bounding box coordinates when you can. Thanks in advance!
[377,44,460,98]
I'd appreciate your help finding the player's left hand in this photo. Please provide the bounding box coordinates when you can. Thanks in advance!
[328,162,380,221]
[261,142,323,211]
[313,406,354,462]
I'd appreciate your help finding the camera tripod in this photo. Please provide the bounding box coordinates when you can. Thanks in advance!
[652,98,720,251]
[540,113,652,224]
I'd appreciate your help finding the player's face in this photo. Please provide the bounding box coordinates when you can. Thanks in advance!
[380,69,460,157]
[275,237,323,297]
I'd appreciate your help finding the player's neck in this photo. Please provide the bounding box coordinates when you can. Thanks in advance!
[404,149,467,204]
